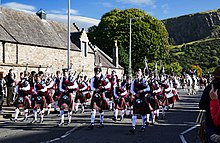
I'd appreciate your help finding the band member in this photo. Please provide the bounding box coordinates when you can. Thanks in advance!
[57,68,78,126]
[88,66,111,129]
[112,80,127,122]
[121,76,133,117]
[129,69,151,134]
[11,72,31,122]
[45,75,55,115]
[31,73,48,123]
[53,71,62,113]
[75,73,88,113]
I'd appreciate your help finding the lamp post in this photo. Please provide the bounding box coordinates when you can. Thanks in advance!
[128,17,141,77]
[67,0,71,70]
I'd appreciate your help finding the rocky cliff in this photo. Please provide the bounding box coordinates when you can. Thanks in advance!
[163,9,220,45]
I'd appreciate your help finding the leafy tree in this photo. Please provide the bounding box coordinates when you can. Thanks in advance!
[88,8,169,74]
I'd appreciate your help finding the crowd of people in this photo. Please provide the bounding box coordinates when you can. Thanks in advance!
[0,65,210,135]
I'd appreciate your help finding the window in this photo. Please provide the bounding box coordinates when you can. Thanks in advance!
[82,41,87,57]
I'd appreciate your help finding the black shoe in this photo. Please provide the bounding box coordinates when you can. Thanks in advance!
[10,118,17,122]
[140,127,145,132]
[88,124,94,129]
[112,117,116,122]
[57,121,64,126]
[39,119,43,124]
[162,115,165,119]
[129,128,135,134]
[146,122,150,126]
[21,117,28,122]
[98,124,104,128]
[67,121,71,126]
[119,116,124,121]
[31,119,37,124]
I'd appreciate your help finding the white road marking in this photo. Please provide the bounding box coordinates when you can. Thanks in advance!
[43,123,86,143]
[179,124,200,143]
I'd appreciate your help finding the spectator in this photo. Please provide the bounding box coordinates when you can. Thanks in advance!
[5,69,16,106]
[199,65,220,143]
[0,72,6,113]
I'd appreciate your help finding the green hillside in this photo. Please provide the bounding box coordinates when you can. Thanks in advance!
[167,38,220,73]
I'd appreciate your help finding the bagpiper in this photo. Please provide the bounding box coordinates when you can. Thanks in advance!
[57,68,78,126]
[88,66,111,129]
[11,72,31,122]
[129,69,151,134]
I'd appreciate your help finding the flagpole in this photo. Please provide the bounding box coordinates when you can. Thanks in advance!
[67,0,71,70]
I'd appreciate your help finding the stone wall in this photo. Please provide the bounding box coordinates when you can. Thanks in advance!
[0,42,95,79]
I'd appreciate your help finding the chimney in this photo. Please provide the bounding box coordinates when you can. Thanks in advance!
[36,8,46,20]
[113,40,119,68]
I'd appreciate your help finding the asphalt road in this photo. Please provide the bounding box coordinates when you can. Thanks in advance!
[0,89,204,143]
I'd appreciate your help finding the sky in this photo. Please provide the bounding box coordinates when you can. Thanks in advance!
[1,0,220,30]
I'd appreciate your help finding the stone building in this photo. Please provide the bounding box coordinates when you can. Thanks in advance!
[0,8,123,79]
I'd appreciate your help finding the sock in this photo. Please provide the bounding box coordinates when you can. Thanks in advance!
[109,100,113,110]
[162,107,165,116]
[100,112,104,124]
[81,104,85,112]
[68,111,72,123]
[91,110,96,125]
[146,114,150,123]
[47,104,51,115]
[14,108,19,120]
[120,110,125,118]
[54,102,57,111]
[114,109,118,119]
[141,115,147,128]
[132,115,137,128]
[40,110,44,121]
[33,110,37,121]
[60,110,64,123]
[151,111,155,123]
[24,109,28,119]
[75,103,79,112]
[156,109,160,117]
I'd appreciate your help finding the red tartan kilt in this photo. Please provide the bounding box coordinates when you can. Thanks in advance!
[133,97,151,115]
[158,98,167,107]
[27,87,34,95]
[75,92,86,103]
[105,91,113,99]
[15,95,31,109]
[45,94,54,104]
[168,95,177,104]
[114,97,126,110]
[53,91,61,101]
[60,103,72,111]
[33,96,47,110]
[90,92,109,110]
[173,90,177,95]
[85,92,91,99]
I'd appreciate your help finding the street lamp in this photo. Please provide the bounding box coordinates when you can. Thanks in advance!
[128,17,141,77]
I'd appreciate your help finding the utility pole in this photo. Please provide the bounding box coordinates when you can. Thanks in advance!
[128,17,141,77]
[67,0,71,70]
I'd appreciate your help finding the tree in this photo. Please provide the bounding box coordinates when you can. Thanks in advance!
[88,8,169,74]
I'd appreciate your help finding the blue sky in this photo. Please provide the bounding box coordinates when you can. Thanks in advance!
[1,0,220,30]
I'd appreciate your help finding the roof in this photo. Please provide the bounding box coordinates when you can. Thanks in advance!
[0,7,81,51]
[92,46,123,69]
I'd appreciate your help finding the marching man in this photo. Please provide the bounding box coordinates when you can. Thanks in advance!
[129,69,151,133]
[89,66,111,129]
[58,68,78,126]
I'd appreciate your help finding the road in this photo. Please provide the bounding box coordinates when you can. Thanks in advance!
[0,89,204,143]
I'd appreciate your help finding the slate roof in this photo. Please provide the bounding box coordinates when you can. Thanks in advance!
[92,45,123,69]
[0,7,81,51]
